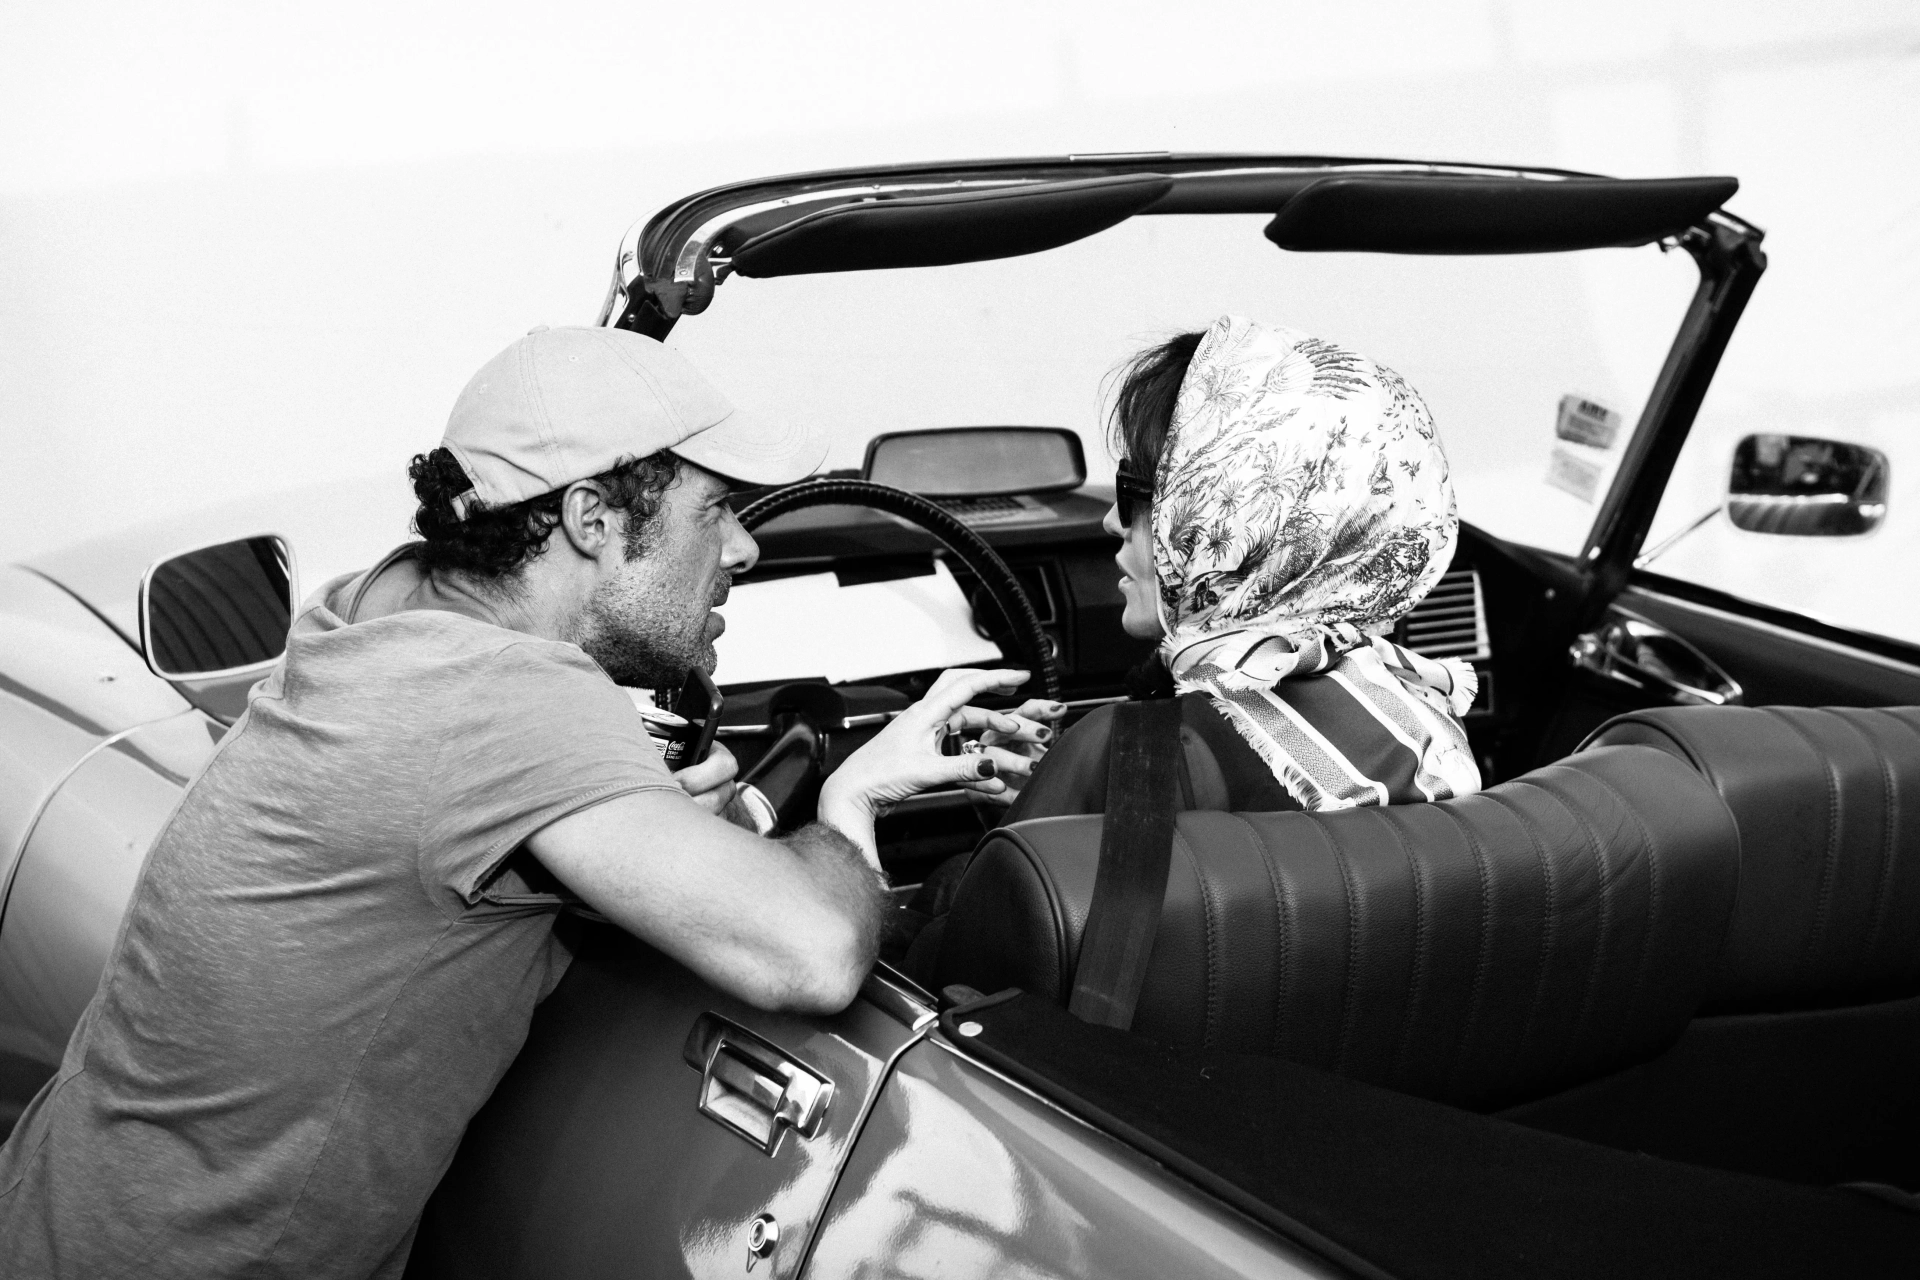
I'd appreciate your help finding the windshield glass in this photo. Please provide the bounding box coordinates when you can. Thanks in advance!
[669,213,1701,558]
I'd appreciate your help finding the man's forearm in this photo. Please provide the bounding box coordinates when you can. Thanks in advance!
[781,819,889,977]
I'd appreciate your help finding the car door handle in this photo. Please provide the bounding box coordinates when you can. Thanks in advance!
[683,1013,833,1155]
[1569,616,1743,707]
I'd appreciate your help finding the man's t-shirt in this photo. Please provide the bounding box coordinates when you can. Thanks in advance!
[0,559,679,1278]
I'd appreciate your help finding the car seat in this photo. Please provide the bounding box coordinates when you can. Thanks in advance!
[1501,705,1920,1189]
[931,742,1744,1110]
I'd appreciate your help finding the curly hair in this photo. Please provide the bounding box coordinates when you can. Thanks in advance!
[1109,330,1204,487]
[407,448,681,580]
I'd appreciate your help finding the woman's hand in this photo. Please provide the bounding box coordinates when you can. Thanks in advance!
[817,667,1033,862]
[957,696,1067,807]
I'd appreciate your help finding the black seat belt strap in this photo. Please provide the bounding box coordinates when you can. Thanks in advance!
[1067,698,1184,1030]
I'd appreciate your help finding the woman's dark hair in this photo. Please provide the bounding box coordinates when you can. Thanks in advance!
[407,447,681,579]
[1109,330,1204,485]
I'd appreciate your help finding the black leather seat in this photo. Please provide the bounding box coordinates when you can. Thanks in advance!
[1583,705,1920,1013]
[933,744,1742,1110]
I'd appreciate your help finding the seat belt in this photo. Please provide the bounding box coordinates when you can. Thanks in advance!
[1067,698,1184,1030]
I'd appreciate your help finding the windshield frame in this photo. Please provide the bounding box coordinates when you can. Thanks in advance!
[608,154,1766,618]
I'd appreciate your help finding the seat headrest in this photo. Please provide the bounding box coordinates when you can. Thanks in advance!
[934,744,1740,1110]
[1584,706,1920,1012]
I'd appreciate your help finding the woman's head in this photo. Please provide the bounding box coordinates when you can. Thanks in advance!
[1106,315,1457,651]
[1104,330,1203,638]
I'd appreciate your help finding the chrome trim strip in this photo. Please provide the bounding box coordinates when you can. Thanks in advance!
[715,696,1122,741]
[0,709,199,933]
[791,1012,936,1277]
[1625,586,1920,677]
[673,178,1042,285]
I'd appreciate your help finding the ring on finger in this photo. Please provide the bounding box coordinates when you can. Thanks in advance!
[960,739,986,755]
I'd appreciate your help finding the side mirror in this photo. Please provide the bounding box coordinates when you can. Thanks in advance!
[139,535,297,682]
[1727,434,1888,537]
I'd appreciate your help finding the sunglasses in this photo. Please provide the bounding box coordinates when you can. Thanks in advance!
[1114,457,1155,526]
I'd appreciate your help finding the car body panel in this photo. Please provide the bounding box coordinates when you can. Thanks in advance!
[0,711,210,1127]
[23,473,413,645]
[802,1036,1342,1279]
[411,928,931,1279]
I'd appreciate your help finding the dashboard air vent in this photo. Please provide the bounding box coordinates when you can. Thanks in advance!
[1399,567,1490,662]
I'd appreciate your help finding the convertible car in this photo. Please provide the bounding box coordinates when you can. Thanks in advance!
[5,154,1919,1277]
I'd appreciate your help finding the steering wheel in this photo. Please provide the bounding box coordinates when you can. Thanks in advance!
[731,478,1062,822]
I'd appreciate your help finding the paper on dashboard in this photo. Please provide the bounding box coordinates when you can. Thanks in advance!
[712,560,1004,686]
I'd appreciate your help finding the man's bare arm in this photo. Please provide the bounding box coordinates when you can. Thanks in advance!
[531,667,1035,1014]
[530,791,888,1013]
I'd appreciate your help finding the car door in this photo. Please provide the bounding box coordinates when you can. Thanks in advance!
[407,930,936,1279]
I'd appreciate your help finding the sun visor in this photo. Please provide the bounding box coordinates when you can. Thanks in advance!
[729,174,1174,278]
[1265,175,1740,254]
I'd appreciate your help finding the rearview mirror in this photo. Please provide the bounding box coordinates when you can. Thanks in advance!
[1726,434,1888,537]
[863,427,1086,497]
[139,535,297,681]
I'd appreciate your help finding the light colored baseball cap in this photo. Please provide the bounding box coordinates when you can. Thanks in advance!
[440,325,823,515]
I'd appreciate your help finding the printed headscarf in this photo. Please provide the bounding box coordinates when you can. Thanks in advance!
[1151,315,1481,809]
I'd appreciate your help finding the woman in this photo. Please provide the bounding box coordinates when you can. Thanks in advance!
[894,315,1480,969]
[1004,312,1480,818]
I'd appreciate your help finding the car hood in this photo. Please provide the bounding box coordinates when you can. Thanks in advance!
[23,473,415,650]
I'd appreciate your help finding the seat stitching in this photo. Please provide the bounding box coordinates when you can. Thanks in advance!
[1230,811,1293,1058]
[1008,829,1072,996]
[1175,827,1226,1050]
[1431,803,1494,1102]
[1868,709,1920,979]
[1768,708,1844,983]
[1551,764,1668,1047]
[1324,822,1364,1078]
[1530,774,1612,1079]
[1842,713,1901,982]
[1377,809,1430,1090]
[1478,786,1558,1085]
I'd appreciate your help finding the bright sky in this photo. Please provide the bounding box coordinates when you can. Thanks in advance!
[2,0,1917,566]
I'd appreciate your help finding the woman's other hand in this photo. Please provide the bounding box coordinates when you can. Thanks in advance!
[958,695,1067,807]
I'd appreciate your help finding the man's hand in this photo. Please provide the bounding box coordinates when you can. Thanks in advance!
[816,667,1037,860]
[674,742,738,815]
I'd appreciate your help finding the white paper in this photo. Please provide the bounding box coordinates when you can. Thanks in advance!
[712,560,1004,686]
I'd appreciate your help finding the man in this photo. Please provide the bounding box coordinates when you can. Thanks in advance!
[0,325,1048,1277]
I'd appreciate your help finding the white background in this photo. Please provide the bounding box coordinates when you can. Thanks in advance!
[2,1,1916,634]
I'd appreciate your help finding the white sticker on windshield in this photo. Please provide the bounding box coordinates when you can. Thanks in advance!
[1545,445,1605,503]
[1556,395,1623,450]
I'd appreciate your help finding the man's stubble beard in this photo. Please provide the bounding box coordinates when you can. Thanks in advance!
[572,572,723,689]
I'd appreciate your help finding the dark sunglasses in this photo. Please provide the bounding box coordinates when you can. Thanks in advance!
[1114,457,1155,526]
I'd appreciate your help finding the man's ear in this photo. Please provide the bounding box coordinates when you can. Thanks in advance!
[556,482,618,562]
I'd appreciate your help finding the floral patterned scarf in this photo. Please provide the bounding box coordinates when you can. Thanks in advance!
[1152,315,1481,809]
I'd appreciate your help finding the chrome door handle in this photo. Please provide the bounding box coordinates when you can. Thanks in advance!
[683,1014,833,1155]
[1569,616,1743,707]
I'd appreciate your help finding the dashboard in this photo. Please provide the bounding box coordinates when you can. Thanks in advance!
[712,481,1545,881]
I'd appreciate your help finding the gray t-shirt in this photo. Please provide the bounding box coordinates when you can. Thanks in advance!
[0,557,678,1278]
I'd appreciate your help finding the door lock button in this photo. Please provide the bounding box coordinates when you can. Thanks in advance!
[746,1213,779,1272]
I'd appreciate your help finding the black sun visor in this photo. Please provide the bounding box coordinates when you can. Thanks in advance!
[1264,174,1740,254]
[729,174,1175,278]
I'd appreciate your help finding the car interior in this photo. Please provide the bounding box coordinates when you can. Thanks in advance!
[622,159,1920,1266]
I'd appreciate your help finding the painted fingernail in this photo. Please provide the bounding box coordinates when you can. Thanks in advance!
[1035,726,1053,741]
[976,759,998,779]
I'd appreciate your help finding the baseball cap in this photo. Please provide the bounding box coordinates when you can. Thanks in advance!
[440,325,824,516]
